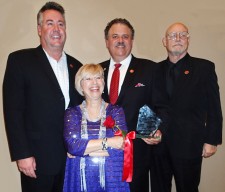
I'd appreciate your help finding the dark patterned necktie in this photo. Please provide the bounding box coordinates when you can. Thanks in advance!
[167,64,176,97]
[109,63,122,104]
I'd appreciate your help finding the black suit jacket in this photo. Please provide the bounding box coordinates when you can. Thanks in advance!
[158,54,223,158]
[3,45,82,174]
[100,55,168,168]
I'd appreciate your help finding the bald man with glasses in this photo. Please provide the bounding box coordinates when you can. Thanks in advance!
[150,22,223,192]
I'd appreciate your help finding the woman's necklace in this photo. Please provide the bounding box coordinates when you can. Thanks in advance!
[81,99,106,139]
[82,100,104,122]
[80,99,107,191]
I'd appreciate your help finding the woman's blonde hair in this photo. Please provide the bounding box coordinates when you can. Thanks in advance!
[75,64,104,96]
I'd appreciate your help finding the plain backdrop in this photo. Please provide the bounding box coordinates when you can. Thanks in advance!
[0,0,224,191]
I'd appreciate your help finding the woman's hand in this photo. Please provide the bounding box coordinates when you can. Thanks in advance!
[107,136,124,150]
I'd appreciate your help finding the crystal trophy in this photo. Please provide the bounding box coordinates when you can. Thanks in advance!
[136,105,162,138]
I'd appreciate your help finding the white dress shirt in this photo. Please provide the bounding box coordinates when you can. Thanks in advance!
[43,49,70,109]
[107,54,132,95]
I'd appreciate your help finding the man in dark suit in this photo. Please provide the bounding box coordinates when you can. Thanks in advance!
[151,22,223,192]
[100,18,168,192]
[3,2,82,192]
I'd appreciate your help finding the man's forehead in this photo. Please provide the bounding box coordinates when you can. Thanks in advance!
[167,24,188,33]
[109,24,131,34]
[43,10,64,19]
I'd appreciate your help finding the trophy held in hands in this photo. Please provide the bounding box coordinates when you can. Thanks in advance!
[136,105,162,138]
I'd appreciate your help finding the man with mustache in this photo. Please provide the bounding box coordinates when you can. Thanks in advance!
[3,2,82,191]
[100,18,168,192]
[151,22,223,192]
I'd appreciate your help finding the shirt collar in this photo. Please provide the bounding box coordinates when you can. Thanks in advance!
[167,53,189,68]
[43,48,66,63]
[109,54,132,68]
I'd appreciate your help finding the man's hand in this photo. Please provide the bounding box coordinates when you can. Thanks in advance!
[202,143,217,158]
[142,130,162,145]
[17,157,37,178]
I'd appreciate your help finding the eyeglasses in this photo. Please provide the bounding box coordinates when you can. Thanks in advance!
[167,31,189,41]
[82,76,103,81]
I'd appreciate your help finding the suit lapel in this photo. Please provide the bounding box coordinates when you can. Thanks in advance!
[66,56,81,103]
[35,46,63,96]
[102,62,110,99]
[117,57,137,103]
[67,57,75,85]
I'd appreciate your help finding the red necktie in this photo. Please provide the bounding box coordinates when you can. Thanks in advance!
[109,63,122,104]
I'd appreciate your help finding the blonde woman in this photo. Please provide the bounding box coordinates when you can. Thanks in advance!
[63,64,130,192]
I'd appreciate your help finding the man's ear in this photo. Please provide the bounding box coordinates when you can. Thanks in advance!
[162,37,166,47]
[37,25,41,37]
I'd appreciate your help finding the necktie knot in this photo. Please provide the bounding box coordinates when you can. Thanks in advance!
[114,63,122,68]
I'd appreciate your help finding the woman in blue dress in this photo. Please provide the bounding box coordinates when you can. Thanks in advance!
[63,64,130,192]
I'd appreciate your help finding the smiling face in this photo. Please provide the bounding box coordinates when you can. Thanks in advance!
[37,9,66,53]
[162,23,189,59]
[81,74,105,101]
[105,23,133,62]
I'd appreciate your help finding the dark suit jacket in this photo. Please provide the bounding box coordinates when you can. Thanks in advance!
[158,54,223,159]
[100,55,168,168]
[3,45,82,174]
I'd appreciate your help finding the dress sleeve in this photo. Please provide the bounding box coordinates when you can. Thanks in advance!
[113,106,128,133]
[106,105,128,156]
[63,107,89,156]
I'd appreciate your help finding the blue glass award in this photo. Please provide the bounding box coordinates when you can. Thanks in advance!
[136,105,162,138]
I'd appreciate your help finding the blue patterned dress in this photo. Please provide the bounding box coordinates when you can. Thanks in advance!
[63,104,130,192]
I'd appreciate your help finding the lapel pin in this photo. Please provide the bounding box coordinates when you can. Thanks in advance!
[69,64,74,68]
[184,70,189,75]
[130,69,134,73]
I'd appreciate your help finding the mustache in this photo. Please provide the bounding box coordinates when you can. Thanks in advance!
[115,42,125,47]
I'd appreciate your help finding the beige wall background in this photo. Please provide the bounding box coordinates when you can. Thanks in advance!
[0,0,224,191]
